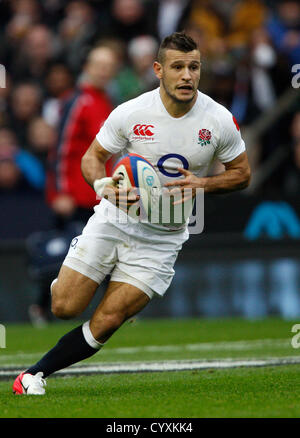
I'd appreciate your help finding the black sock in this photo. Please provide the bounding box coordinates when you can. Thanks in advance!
[25,324,100,378]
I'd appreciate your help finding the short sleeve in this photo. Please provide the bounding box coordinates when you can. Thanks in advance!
[215,111,246,163]
[96,106,127,154]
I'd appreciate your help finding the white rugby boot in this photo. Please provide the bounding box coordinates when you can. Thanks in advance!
[13,371,46,395]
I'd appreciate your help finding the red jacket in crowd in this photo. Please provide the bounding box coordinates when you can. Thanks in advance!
[46,84,114,209]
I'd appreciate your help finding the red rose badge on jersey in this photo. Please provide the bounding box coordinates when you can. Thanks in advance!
[198,129,211,146]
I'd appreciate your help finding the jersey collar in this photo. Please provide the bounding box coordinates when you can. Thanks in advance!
[156,87,199,120]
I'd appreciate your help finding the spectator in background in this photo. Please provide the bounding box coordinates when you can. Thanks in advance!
[46,44,119,224]
[8,0,41,19]
[42,62,75,128]
[183,0,268,99]
[28,43,119,325]
[225,0,267,53]
[10,24,58,83]
[128,35,159,90]
[99,0,157,43]
[266,0,300,66]
[291,111,300,143]
[0,127,45,192]
[155,0,192,41]
[228,26,291,171]
[8,82,42,149]
[4,0,41,49]
[185,0,224,57]
[27,117,57,167]
[231,26,291,126]
[283,111,300,195]
[58,0,99,74]
[0,151,21,191]
[249,27,290,109]
[0,74,12,128]
[109,35,159,104]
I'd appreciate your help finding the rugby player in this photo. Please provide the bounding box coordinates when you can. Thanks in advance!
[13,32,250,395]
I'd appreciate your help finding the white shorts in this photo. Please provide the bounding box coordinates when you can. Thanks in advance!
[63,209,189,299]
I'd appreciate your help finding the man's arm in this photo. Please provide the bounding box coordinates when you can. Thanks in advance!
[164,151,251,199]
[81,138,112,188]
[81,138,139,209]
[201,151,251,193]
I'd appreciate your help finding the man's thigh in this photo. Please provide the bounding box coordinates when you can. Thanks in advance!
[51,215,121,317]
[51,265,99,318]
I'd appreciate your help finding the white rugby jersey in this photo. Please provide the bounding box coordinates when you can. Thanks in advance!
[95,87,246,234]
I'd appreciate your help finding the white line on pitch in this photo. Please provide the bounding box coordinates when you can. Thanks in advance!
[1,357,300,378]
[0,338,293,364]
[108,338,292,354]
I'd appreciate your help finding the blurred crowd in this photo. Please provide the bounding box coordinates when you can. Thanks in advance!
[0,0,299,200]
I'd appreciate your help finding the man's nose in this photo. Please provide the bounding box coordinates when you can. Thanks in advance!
[181,67,192,81]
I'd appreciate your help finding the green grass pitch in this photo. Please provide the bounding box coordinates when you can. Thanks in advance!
[0,317,300,418]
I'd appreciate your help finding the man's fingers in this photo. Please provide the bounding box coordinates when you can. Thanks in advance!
[164,179,186,187]
[168,187,183,195]
[112,174,124,182]
[103,185,140,210]
[118,193,140,202]
[169,187,194,205]
[164,168,193,187]
[177,167,192,176]
[173,194,193,205]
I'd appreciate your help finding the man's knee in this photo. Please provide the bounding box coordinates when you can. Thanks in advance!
[50,278,58,295]
[51,298,80,320]
[50,266,99,320]
[50,281,80,319]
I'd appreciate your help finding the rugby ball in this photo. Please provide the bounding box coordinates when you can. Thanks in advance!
[112,153,161,221]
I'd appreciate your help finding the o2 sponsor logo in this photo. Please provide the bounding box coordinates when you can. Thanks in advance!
[157,153,189,178]
[156,153,204,235]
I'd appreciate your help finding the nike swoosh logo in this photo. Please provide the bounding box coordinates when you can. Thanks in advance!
[20,379,29,393]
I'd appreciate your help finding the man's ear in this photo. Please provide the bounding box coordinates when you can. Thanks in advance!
[153,61,163,80]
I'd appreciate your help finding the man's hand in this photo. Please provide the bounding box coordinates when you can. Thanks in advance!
[93,176,116,198]
[164,152,251,201]
[94,174,140,213]
[82,139,140,213]
[164,168,204,205]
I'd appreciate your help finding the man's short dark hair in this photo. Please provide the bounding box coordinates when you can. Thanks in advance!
[157,32,198,64]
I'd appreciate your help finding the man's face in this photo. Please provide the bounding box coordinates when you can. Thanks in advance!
[85,47,119,90]
[154,49,201,104]
[12,85,41,121]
